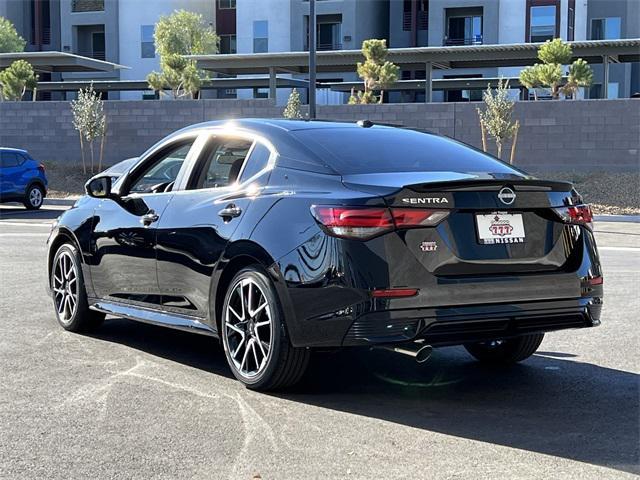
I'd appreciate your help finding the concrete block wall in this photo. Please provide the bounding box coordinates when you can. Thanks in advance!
[0,98,638,171]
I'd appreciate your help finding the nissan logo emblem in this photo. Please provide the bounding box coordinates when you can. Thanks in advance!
[498,187,516,205]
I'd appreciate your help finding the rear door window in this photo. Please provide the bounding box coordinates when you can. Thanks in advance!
[190,137,254,189]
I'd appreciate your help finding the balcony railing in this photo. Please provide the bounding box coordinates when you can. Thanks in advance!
[402,11,428,31]
[317,43,342,51]
[443,35,483,46]
[76,50,106,60]
[72,0,105,12]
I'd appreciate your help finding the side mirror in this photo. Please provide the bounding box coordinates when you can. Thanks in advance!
[85,175,114,199]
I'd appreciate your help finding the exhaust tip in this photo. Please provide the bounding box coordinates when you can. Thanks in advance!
[415,345,433,363]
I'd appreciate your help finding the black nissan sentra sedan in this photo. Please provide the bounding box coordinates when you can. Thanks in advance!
[46,119,603,390]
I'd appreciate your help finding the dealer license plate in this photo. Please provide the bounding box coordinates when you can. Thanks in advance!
[476,212,525,244]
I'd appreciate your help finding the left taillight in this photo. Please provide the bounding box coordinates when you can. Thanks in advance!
[37,163,46,173]
[554,204,593,228]
[310,206,448,240]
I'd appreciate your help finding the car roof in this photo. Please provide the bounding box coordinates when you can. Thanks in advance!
[0,147,28,154]
[160,118,396,175]
[180,118,387,135]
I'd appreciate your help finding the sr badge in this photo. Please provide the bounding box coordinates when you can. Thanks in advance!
[420,241,438,252]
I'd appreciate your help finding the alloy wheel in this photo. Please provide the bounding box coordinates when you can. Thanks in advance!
[224,278,273,379]
[52,251,78,324]
[29,187,43,208]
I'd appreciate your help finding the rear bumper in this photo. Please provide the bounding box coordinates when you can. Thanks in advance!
[342,297,601,347]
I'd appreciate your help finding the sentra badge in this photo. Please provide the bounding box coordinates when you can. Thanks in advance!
[402,197,449,205]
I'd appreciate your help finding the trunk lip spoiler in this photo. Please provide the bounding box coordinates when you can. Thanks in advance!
[341,174,574,193]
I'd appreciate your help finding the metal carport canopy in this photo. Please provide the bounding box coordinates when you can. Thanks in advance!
[0,51,127,73]
[189,39,640,75]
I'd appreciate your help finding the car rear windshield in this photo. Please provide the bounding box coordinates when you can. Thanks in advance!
[291,127,520,175]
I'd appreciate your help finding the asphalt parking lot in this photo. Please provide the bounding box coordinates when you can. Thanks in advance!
[0,204,638,479]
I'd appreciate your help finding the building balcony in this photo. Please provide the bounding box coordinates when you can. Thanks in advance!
[76,50,106,60]
[317,43,342,51]
[443,35,483,46]
[402,11,428,31]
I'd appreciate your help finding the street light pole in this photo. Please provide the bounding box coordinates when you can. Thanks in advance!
[309,0,317,119]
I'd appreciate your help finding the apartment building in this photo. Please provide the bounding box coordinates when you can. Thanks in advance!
[389,0,591,102]
[58,0,214,99]
[586,0,639,98]
[1,0,637,102]
[0,0,62,98]
[234,0,388,103]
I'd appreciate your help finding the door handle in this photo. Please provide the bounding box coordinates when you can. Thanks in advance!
[141,210,159,226]
[218,204,242,220]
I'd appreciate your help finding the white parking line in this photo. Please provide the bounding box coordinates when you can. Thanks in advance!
[599,246,640,252]
[0,233,49,237]
[0,222,53,227]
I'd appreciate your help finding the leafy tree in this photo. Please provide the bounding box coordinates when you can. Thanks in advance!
[477,79,519,162]
[349,39,399,104]
[146,10,218,99]
[518,65,542,100]
[0,16,26,53]
[71,85,107,174]
[283,88,303,119]
[0,60,38,101]
[535,63,564,99]
[537,38,572,65]
[563,59,593,99]
[518,38,592,100]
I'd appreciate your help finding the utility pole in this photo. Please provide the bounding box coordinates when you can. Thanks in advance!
[309,0,317,119]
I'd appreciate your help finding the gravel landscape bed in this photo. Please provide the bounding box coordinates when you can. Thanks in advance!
[46,164,639,215]
[529,170,640,215]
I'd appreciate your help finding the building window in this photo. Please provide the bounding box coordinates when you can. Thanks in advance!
[591,18,622,40]
[253,20,268,53]
[445,8,483,45]
[218,0,236,8]
[219,34,237,54]
[526,0,559,43]
[71,0,104,12]
[589,82,619,99]
[567,0,575,41]
[305,14,342,51]
[402,0,428,32]
[141,25,155,58]
[253,88,269,99]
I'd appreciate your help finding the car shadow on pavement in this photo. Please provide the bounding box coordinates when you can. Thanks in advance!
[87,318,234,380]
[288,347,640,475]
[88,318,639,475]
[0,205,64,221]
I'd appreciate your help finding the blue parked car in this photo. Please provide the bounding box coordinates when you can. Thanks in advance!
[0,148,48,209]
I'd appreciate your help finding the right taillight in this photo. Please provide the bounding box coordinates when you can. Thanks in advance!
[554,204,593,229]
[311,205,448,240]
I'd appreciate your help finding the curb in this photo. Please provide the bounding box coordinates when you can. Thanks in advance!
[44,198,79,207]
[594,215,640,223]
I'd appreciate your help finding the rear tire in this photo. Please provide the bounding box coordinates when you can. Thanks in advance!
[24,184,44,210]
[464,333,544,364]
[51,243,105,332]
[221,266,309,391]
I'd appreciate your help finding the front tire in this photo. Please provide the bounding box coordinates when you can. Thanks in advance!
[51,243,105,332]
[24,184,44,210]
[221,266,309,391]
[464,333,544,364]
